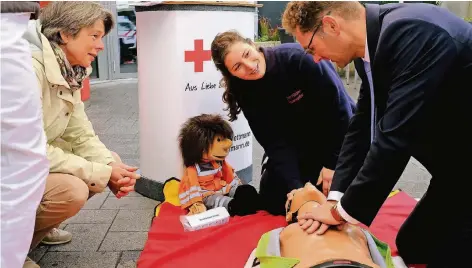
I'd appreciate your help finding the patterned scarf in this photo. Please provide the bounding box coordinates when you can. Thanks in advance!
[50,42,88,92]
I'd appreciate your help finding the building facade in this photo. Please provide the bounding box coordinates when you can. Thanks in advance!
[90,1,467,83]
[86,1,138,82]
[92,1,258,82]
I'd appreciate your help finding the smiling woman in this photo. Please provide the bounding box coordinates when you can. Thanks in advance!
[21,3,140,266]
[210,30,356,217]
[222,36,267,81]
[40,1,114,69]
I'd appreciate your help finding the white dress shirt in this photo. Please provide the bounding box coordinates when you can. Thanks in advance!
[1,13,49,268]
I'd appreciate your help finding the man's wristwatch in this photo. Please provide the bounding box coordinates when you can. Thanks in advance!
[330,203,347,223]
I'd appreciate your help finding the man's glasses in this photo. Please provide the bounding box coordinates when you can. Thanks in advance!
[304,23,321,56]
[298,24,320,71]
[304,11,331,56]
[299,11,331,71]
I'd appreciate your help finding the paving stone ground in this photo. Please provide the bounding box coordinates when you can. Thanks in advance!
[29,78,431,267]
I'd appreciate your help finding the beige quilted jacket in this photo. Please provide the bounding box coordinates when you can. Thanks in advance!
[24,20,114,193]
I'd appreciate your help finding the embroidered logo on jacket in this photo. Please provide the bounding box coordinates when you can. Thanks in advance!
[286,90,304,104]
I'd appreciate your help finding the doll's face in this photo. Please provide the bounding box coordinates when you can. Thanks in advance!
[202,134,232,161]
[285,182,327,223]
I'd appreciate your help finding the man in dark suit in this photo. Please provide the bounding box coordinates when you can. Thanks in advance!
[282,1,472,266]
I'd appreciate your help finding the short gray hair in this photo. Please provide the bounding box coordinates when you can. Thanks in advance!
[39,1,115,44]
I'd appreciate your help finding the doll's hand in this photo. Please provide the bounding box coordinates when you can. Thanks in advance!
[220,181,227,187]
[188,202,207,215]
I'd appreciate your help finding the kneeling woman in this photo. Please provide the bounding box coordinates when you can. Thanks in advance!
[210,30,356,216]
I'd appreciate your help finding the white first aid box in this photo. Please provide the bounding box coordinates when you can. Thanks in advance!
[180,207,230,232]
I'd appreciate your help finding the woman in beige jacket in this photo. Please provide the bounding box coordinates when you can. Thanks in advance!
[23,2,140,267]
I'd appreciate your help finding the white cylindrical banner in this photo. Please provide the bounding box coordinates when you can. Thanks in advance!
[136,3,256,186]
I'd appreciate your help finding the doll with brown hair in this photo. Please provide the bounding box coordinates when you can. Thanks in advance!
[244,182,393,268]
[178,113,260,216]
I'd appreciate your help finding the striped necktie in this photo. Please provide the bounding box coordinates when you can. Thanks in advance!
[363,60,376,143]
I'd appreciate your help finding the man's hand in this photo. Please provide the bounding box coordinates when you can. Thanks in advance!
[297,201,343,235]
[108,163,140,198]
[297,200,343,234]
[316,167,334,197]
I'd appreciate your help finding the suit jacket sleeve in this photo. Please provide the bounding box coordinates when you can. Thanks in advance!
[340,20,457,226]
[328,58,373,201]
[296,57,356,170]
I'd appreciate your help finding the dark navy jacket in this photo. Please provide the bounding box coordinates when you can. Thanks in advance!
[331,3,472,226]
[230,43,355,190]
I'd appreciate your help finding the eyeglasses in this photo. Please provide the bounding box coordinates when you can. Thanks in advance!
[298,24,320,71]
[304,23,321,56]
[304,11,331,56]
[298,11,331,71]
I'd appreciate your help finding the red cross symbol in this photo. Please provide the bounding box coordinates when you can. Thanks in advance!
[184,39,212,73]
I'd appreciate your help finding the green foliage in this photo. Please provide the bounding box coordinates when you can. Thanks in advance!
[256,17,280,42]
[464,17,472,22]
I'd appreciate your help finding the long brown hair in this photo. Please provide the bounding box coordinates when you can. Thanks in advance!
[211,30,255,122]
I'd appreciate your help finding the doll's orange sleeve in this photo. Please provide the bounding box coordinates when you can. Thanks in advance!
[221,161,242,186]
[178,166,203,209]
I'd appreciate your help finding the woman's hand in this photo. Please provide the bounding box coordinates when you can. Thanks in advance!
[297,201,343,235]
[108,161,139,172]
[317,167,334,196]
[108,162,140,198]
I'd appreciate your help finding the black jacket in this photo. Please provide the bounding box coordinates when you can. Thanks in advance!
[331,3,472,226]
[231,43,355,190]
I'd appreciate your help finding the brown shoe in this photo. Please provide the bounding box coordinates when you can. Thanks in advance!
[41,228,72,245]
[24,256,40,268]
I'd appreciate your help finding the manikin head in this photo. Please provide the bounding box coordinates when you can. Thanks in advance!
[285,182,327,223]
[282,1,367,68]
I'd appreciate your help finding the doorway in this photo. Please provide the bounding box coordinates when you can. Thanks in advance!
[102,1,138,79]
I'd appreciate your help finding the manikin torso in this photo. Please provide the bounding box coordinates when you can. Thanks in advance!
[279,184,379,268]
